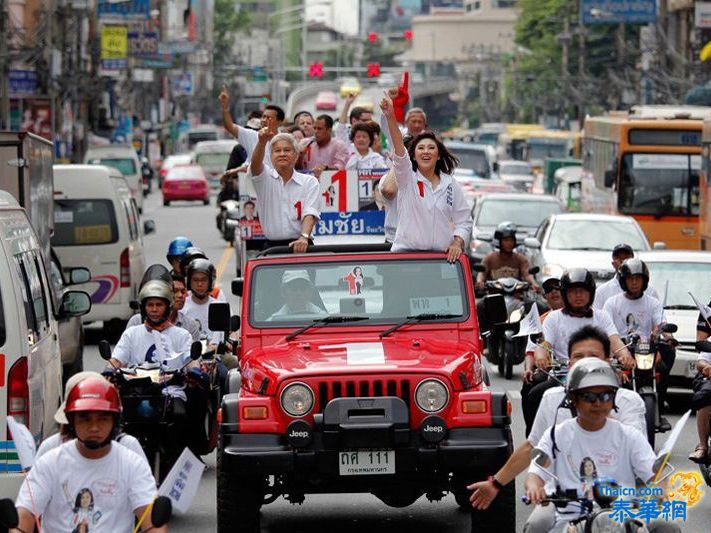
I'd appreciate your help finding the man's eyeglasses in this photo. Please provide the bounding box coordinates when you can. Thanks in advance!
[575,390,616,403]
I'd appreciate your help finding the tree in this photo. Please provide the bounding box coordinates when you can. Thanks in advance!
[213,0,252,71]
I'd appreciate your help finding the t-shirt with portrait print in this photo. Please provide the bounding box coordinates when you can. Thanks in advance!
[16,441,156,533]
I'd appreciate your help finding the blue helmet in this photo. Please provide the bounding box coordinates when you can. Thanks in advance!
[166,236,193,261]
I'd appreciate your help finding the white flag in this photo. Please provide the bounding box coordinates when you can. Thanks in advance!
[7,416,36,470]
[158,447,205,515]
[514,305,542,338]
[689,291,711,321]
[656,409,692,460]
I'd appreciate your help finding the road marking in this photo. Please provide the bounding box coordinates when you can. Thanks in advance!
[215,245,232,288]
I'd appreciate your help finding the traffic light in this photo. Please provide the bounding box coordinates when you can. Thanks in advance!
[367,63,381,78]
[308,62,324,78]
[367,32,378,43]
[403,29,413,40]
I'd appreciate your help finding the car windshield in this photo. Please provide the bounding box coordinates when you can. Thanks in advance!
[196,153,230,168]
[188,132,217,148]
[95,158,136,176]
[499,162,532,176]
[449,148,490,178]
[647,261,711,308]
[547,219,648,251]
[619,154,700,217]
[249,259,468,327]
[478,132,498,145]
[527,140,568,160]
[477,199,561,227]
[51,199,119,246]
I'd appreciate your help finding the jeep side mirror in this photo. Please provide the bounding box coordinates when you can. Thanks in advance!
[190,341,202,360]
[151,496,172,528]
[67,267,91,285]
[524,237,541,249]
[60,291,92,318]
[98,340,112,361]
[229,315,241,332]
[0,498,19,529]
[483,294,508,325]
[208,302,231,332]
[232,278,244,297]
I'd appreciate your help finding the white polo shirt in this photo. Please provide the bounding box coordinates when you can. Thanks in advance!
[235,125,273,169]
[248,166,321,241]
[390,152,472,253]
[345,149,388,170]
[593,276,659,309]
[540,308,618,361]
[603,292,665,340]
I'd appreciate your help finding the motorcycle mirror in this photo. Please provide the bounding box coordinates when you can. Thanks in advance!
[129,300,140,311]
[528,266,540,275]
[472,263,486,273]
[695,340,711,353]
[190,341,202,360]
[151,496,172,528]
[662,323,678,334]
[208,302,231,332]
[0,498,19,528]
[592,479,619,508]
[530,448,550,467]
[98,340,112,361]
[229,315,241,332]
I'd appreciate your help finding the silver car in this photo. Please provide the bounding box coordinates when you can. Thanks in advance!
[639,250,711,397]
[524,213,652,284]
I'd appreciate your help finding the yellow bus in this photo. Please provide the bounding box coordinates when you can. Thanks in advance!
[496,124,545,160]
[582,106,710,250]
[526,130,581,172]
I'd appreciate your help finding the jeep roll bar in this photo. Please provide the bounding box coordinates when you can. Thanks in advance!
[258,243,393,257]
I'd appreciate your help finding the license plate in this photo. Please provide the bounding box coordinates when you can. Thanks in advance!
[688,361,698,378]
[179,184,191,189]
[338,450,395,476]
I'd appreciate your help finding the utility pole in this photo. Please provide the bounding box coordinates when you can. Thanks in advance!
[0,0,10,129]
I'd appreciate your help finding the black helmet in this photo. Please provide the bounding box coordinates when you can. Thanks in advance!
[560,268,596,308]
[493,221,517,249]
[617,258,649,295]
[186,258,216,296]
[180,246,208,274]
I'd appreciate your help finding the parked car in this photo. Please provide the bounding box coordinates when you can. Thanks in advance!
[158,153,192,188]
[497,160,535,192]
[639,250,711,399]
[524,213,652,284]
[315,91,338,111]
[470,193,564,263]
[84,144,144,212]
[339,77,361,97]
[192,140,238,188]
[162,165,210,206]
[445,141,499,180]
[176,124,221,153]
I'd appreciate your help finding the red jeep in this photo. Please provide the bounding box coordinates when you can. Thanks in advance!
[217,245,514,532]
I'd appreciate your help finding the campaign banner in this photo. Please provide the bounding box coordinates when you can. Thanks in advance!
[314,211,386,236]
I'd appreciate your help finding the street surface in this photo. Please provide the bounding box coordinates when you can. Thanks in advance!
[82,191,709,532]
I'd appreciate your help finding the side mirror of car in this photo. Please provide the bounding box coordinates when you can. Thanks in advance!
[528,266,540,275]
[129,300,140,311]
[60,291,92,318]
[604,169,615,188]
[483,294,508,325]
[492,161,499,172]
[151,496,172,528]
[523,237,541,249]
[190,341,202,360]
[653,241,667,250]
[230,315,241,332]
[143,219,156,235]
[0,498,19,529]
[232,278,244,297]
[67,267,91,285]
[208,302,231,332]
[98,340,112,361]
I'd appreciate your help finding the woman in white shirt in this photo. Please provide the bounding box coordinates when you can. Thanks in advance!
[380,92,472,262]
[346,123,388,170]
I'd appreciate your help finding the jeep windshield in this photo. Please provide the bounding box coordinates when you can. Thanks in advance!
[249,258,469,327]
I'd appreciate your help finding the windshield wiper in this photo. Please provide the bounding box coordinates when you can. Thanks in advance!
[572,247,611,251]
[286,315,369,341]
[379,313,460,338]
[664,304,698,310]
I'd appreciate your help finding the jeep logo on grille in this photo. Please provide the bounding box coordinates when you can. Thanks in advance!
[420,415,447,443]
[286,420,313,448]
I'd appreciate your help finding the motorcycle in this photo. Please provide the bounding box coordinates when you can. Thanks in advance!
[99,340,202,483]
[621,323,677,448]
[216,198,240,244]
[141,157,154,196]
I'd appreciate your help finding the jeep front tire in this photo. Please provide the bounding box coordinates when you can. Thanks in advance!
[217,438,264,533]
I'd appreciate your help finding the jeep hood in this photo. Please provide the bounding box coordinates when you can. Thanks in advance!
[241,336,479,395]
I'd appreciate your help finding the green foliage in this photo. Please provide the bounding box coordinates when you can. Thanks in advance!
[214,0,252,68]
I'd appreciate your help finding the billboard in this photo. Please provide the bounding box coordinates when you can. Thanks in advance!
[98,0,150,21]
[580,0,656,25]
[101,26,128,70]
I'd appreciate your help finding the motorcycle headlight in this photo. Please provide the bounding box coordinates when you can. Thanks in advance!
[415,379,449,413]
[280,383,314,417]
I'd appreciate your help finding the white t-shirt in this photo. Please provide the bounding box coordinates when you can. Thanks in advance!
[345,149,387,170]
[17,441,156,533]
[268,302,326,321]
[127,310,201,342]
[390,152,472,253]
[531,418,656,518]
[603,293,665,340]
[236,125,273,169]
[593,277,659,309]
[112,324,192,366]
[247,166,321,241]
[36,433,149,465]
[183,295,224,344]
[540,308,618,361]
[527,386,647,447]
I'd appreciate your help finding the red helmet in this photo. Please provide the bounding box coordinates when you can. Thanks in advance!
[65,377,121,415]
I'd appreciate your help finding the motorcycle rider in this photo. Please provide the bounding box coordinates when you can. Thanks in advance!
[523,356,680,533]
[15,378,165,533]
[689,302,711,463]
[183,258,226,345]
[166,236,193,275]
[593,243,659,309]
[603,258,673,426]
[179,246,227,302]
[469,326,647,533]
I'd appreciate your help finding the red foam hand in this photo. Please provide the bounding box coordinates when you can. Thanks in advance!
[392,72,409,123]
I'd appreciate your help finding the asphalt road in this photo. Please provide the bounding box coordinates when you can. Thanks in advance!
[81,190,710,532]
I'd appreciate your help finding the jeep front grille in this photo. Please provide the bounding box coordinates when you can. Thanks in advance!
[316,378,412,412]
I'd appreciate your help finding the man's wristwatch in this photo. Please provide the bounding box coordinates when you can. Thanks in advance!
[300,233,310,241]
[488,476,504,491]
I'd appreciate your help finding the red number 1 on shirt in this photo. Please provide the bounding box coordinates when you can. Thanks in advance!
[294,201,302,220]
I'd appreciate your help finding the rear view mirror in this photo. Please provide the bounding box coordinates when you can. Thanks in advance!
[483,294,508,326]
[528,266,540,275]
[472,264,486,273]
[60,291,92,317]
[129,300,140,311]
[98,340,112,360]
[143,219,156,235]
[0,498,18,529]
[230,315,241,332]
[232,278,244,297]
[151,496,172,528]
[208,302,231,332]
[523,237,541,249]
[67,267,91,285]
[190,341,202,360]
[604,169,615,188]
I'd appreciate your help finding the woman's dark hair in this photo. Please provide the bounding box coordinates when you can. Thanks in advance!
[73,488,94,511]
[567,325,611,359]
[579,457,598,478]
[407,131,458,175]
[350,123,375,145]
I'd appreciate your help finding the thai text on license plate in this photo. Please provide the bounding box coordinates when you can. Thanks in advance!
[338,450,395,476]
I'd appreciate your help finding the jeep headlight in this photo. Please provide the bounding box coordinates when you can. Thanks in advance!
[280,383,314,417]
[415,379,449,413]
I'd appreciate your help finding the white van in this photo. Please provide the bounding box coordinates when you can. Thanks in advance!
[52,165,153,340]
[84,144,144,212]
[192,139,237,188]
[0,191,90,497]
